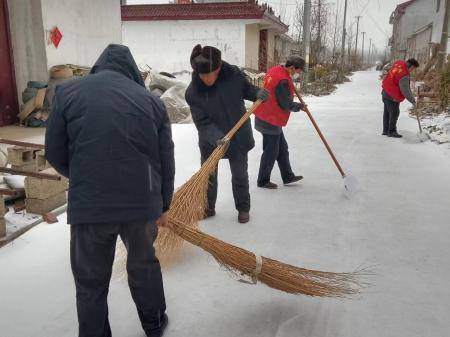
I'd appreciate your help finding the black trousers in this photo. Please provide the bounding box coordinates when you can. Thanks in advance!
[70,222,166,337]
[201,153,250,212]
[382,97,401,133]
[257,131,295,186]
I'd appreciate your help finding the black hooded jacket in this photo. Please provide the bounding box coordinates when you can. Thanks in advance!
[185,62,259,158]
[45,44,175,225]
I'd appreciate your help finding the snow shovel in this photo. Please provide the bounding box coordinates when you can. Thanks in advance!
[414,106,429,142]
[293,89,357,196]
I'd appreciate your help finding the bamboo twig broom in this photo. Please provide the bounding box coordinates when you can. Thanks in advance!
[169,216,367,297]
[146,99,369,297]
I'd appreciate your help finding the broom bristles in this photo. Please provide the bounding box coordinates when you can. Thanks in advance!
[171,217,367,298]
[155,146,226,255]
[155,101,262,256]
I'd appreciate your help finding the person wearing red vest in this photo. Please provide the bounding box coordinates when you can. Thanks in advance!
[254,56,307,189]
[381,58,419,138]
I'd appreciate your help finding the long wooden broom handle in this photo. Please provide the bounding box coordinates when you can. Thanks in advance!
[224,100,263,140]
[294,89,346,178]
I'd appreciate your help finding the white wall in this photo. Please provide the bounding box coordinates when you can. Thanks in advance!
[7,0,48,100]
[399,0,438,50]
[122,20,247,73]
[245,23,260,70]
[40,0,122,68]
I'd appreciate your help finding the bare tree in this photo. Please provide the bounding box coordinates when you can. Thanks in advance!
[330,0,342,62]
[278,0,288,24]
[309,0,331,64]
[293,1,304,44]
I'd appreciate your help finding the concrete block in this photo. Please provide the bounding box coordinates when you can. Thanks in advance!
[11,163,38,172]
[24,168,68,199]
[0,197,6,216]
[7,146,34,166]
[35,150,50,171]
[0,218,5,238]
[26,191,67,214]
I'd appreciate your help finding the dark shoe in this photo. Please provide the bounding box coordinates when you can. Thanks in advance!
[382,132,388,136]
[284,175,303,185]
[388,132,403,138]
[203,208,216,219]
[146,313,168,337]
[238,211,250,224]
[257,181,278,189]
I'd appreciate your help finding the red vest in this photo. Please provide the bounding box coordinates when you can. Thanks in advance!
[382,60,410,102]
[254,65,295,127]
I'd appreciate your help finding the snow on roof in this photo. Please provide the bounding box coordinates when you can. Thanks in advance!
[121,1,288,31]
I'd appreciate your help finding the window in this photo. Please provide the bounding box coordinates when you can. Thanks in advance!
[437,0,441,12]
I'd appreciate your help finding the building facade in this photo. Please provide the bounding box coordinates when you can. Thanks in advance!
[121,1,288,73]
[0,0,122,126]
[389,0,449,64]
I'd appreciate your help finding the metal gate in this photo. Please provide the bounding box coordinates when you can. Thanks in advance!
[0,0,18,126]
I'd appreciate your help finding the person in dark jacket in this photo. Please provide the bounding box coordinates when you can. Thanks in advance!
[381,58,419,138]
[45,44,175,337]
[254,56,307,189]
[185,45,269,224]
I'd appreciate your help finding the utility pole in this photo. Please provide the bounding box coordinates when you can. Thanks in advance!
[361,31,366,65]
[340,0,348,71]
[354,15,362,62]
[302,0,312,83]
[368,38,372,65]
[438,0,450,69]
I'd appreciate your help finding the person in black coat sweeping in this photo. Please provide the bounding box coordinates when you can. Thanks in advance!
[185,45,269,223]
[45,44,174,337]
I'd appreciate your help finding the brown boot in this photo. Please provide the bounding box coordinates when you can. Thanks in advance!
[238,211,250,224]
[203,208,216,219]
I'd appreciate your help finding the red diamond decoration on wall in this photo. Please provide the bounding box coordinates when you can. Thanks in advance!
[50,27,63,48]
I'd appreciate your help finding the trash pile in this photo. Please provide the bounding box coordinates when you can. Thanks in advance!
[144,69,193,124]
[18,65,85,127]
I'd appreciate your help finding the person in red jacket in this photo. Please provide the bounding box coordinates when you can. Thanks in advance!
[254,56,307,189]
[381,58,419,138]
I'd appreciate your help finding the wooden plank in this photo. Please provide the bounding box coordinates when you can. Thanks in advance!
[0,167,61,181]
[0,204,67,248]
[0,139,45,149]
[0,188,18,196]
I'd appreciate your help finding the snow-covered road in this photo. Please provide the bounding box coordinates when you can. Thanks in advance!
[1,70,450,337]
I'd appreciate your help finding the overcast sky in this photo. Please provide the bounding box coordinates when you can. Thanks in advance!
[127,0,400,51]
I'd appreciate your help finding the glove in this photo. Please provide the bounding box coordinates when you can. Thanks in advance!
[256,88,270,102]
[216,136,230,152]
[290,102,302,112]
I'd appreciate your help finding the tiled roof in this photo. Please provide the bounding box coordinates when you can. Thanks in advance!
[121,1,288,30]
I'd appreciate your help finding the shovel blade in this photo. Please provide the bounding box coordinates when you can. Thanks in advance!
[343,174,358,198]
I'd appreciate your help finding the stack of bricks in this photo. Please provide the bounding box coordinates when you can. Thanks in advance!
[7,146,50,172]
[0,197,6,238]
[25,168,68,214]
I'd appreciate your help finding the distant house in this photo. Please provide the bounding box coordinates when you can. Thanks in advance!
[274,34,301,65]
[389,0,448,64]
[0,0,122,126]
[121,0,289,73]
